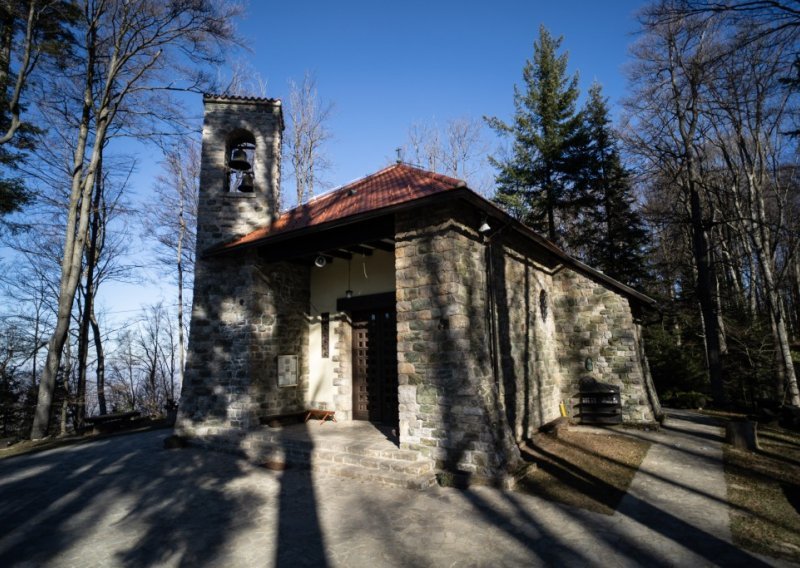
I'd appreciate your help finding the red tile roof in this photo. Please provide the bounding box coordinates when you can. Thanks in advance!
[209,162,657,308]
[218,163,466,250]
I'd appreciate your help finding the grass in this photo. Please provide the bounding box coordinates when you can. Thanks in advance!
[724,424,800,562]
[517,429,650,515]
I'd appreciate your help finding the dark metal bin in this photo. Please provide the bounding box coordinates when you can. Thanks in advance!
[575,377,622,425]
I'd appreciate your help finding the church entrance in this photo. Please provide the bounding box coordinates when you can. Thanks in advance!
[351,306,399,427]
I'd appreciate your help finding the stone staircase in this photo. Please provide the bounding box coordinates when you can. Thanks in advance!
[283,437,437,490]
[311,448,436,489]
[241,422,438,490]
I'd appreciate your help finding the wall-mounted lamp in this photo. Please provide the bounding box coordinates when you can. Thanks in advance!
[585,357,594,372]
[478,219,491,234]
[345,257,353,298]
[314,255,327,268]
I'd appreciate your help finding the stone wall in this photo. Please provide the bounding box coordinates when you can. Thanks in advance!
[490,235,564,440]
[395,200,660,482]
[395,204,520,483]
[178,95,308,448]
[177,252,310,440]
[196,96,282,252]
[553,269,657,422]
[332,314,353,420]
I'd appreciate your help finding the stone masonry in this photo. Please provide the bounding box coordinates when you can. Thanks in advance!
[177,96,311,447]
[395,203,521,485]
[553,269,658,422]
[395,201,660,483]
[176,95,660,481]
[195,95,282,253]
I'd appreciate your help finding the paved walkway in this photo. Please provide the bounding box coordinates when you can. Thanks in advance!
[0,411,791,567]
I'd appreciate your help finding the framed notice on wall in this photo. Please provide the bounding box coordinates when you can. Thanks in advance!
[277,355,298,387]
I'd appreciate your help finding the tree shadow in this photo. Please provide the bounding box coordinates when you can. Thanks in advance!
[274,421,329,567]
[557,429,800,535]
[759,429,800,449]
[459,486,667,566]
[660,422,725,443]
[0,430,265,567]
[518,439,632,513]
[664,408,726,427]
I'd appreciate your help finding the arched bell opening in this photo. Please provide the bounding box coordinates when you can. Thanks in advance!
[226,130,256,193]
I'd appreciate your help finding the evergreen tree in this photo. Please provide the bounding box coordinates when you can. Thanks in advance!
[487,25,585,245]
[0,1,79,223]
[576,83,649,286]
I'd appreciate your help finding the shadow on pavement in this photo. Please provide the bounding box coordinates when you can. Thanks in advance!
[0,430,264,567]
[274,421,329,567]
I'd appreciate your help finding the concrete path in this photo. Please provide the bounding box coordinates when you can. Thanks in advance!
[0,411,790,567]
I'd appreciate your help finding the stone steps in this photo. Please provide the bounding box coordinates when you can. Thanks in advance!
[279,439,437,490]
[244,426,438,489]
[311,461,437,491]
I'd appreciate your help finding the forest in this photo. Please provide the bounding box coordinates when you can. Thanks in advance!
[0,0,798,440]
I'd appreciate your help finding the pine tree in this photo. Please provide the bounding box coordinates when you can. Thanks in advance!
[577,83,649,286]
[0,1,79,222]
[487,25,584,245]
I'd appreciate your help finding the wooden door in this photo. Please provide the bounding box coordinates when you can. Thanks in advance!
[352,307,398,426]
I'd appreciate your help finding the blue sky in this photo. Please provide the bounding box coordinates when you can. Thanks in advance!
[12,1,649,321]
[238,0,646,191]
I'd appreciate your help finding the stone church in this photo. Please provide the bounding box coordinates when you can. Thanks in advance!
[176,95,662,486]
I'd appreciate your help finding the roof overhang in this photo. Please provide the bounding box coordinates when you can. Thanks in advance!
[204,183,657,311]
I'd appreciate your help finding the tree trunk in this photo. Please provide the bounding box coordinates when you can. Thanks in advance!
[176,167,187,396]
[91,309,106,416]
[793,257,800,339]
[75,151,104,426]
[725,420,759,451]
[31,21,107,438]
[748,174,800,406]
[59,334,73,437]
[689,186,726,406]
[715,272,728,355]
[75,288,88,430]
[0,3,13,113]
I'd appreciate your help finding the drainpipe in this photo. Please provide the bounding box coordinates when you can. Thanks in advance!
[480,221,518,479]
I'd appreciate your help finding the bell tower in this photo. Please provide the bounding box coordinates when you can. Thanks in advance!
[196,94,283,251]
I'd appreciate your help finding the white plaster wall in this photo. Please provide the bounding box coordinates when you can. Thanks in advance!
[307,250,395,409]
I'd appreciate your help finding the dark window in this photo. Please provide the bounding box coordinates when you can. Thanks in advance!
[539,289,548,322]
[321,312,329,358]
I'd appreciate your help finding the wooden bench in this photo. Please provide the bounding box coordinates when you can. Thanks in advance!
[305,409,336,424]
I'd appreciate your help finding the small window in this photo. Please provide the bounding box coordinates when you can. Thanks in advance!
[539,290,548,322]
[226,131,255,193]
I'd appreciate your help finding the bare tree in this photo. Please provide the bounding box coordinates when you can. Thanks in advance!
[107,328,138,412]
[629,0,800,407]
[405,120,442,172]
[627,3,727,404]
[402,116,490,191]
[30,0,241,438]
[221,60,268,98]
[285,71,333,206]
[706,30,799,405]
[145,140,200,396]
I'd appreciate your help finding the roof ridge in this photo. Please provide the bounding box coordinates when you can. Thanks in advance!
[203,93,282,104]
[290,163,404,209]
[273,162,465,222]
[392,161,466,187]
